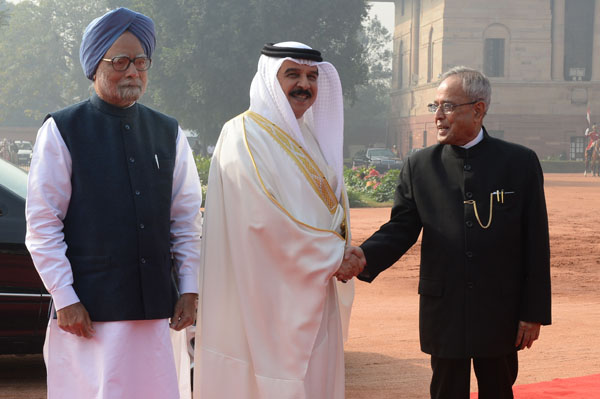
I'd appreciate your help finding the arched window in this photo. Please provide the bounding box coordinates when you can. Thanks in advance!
[483,24,510,78]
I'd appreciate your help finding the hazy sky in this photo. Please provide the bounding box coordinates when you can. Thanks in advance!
[369,1,395,36]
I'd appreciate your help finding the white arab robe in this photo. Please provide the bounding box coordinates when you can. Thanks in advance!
[195,111,349,399]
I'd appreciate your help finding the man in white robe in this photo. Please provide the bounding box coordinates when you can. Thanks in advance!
[25,8,202,399]
[194,42,364,399]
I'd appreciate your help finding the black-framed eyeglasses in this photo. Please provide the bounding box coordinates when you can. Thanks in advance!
[101,56,152,72]
[427,100,479,115]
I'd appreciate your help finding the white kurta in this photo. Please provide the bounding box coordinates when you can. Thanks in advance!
[195,111,349,399]
[25,117,203,399]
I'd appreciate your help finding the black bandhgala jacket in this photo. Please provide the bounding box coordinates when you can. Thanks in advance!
[359,128,551,358]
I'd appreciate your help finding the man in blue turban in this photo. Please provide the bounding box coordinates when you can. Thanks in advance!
[25,7,203,399]
[79,7,156,80]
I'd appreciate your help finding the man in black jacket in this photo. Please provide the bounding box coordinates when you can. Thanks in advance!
[351,66,551,399]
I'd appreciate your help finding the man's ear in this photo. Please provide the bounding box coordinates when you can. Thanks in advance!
[474,101,486,120]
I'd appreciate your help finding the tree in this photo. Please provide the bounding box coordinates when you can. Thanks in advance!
[0,0,109,126]
[118,0,369,145]
[344,13,392,152]
[0,0,370,143]
[0,1,9,28]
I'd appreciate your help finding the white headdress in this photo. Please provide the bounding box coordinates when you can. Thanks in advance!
[249,41,345,199]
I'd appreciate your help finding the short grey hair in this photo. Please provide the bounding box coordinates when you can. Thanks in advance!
[440,66,491,112]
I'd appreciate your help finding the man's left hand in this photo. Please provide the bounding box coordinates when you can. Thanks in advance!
[515,320,541,349]
[170,293,198,331]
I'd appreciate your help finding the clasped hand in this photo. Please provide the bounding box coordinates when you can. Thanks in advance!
[334,246,366,282]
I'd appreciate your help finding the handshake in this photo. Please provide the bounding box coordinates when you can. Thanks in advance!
[334,246,366,282]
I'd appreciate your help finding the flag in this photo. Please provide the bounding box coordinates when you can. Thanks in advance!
[587,105,591,126]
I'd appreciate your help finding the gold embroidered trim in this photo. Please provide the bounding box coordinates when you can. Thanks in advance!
[241,112,346,242]
[245,110,338,214]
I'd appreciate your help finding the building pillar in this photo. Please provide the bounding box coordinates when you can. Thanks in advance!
[551,0,565,81]
[592,0,600,80]
[410,0,420,85]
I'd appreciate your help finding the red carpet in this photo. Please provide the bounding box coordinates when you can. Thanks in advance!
[470,374,600,398]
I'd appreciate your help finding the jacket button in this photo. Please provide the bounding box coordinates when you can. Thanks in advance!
[139,223,145,229]
[129,157,135,163]
[465,192,473,199]
[466,221,473,228]
[140,258,146,264]
[124,124,131,130]
[467,282,474,289]
[466,251,473,258]
[464,164,472,171]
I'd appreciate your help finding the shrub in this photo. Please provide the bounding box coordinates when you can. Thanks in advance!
[372,169,400,202]
[195,155,212,185]
[346,187,368,207]
[343,166,399,205]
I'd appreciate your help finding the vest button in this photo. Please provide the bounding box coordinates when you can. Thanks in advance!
[129,157,135,163]
[139,223,145,229]
[464,164,472,171]
[124,124,131,130]
[135,190,140,196]
[466,220,473,228]
[140,258,146,264]
[465,191,473,199]
[466,251,473,258]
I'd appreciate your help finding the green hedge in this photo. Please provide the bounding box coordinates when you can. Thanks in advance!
[539,160,585,173]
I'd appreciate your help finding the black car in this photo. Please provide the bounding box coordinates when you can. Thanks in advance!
[352,147,404,171]
[0,158,50,354]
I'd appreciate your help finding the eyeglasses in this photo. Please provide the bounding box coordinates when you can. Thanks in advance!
[101,56,152,72]
[427,100,479,114]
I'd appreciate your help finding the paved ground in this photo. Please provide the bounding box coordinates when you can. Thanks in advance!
[1,173,598,399]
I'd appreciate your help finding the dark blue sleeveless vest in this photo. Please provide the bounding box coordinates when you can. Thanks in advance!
[48,94,178,321]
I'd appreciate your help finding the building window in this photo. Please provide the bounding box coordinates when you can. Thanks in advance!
[401,0,405,16]
[570,136,586,160]
[423,130,427,147]
[484,38,504,77]
[564,0,595,81]
[398,41,403,88]
[427,28,434,82]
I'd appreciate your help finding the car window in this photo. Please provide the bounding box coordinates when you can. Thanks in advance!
[368,149,396,157]
[0,158,28,199]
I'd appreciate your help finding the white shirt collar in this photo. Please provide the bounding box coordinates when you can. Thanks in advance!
[461,128,484,149]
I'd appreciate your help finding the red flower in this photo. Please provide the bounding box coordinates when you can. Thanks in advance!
[367,169,380,178]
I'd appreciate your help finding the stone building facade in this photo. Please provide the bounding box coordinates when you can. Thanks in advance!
[377,0,600,160]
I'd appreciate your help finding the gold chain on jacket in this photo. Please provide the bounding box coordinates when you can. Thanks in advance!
[464,189,513,229]
[245,111,338,214]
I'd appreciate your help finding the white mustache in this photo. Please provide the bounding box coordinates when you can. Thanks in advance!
[119,79,143,88]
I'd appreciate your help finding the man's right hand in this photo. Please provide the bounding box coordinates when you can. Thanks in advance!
[334,246,367,281]
[56,302,95,338]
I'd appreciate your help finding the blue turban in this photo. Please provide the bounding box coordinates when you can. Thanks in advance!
[79,7,156,80]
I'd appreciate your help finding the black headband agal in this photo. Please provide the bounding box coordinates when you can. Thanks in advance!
[261,43,323,62]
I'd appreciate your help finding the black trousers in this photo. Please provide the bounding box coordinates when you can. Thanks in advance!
[430,352,518,399]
